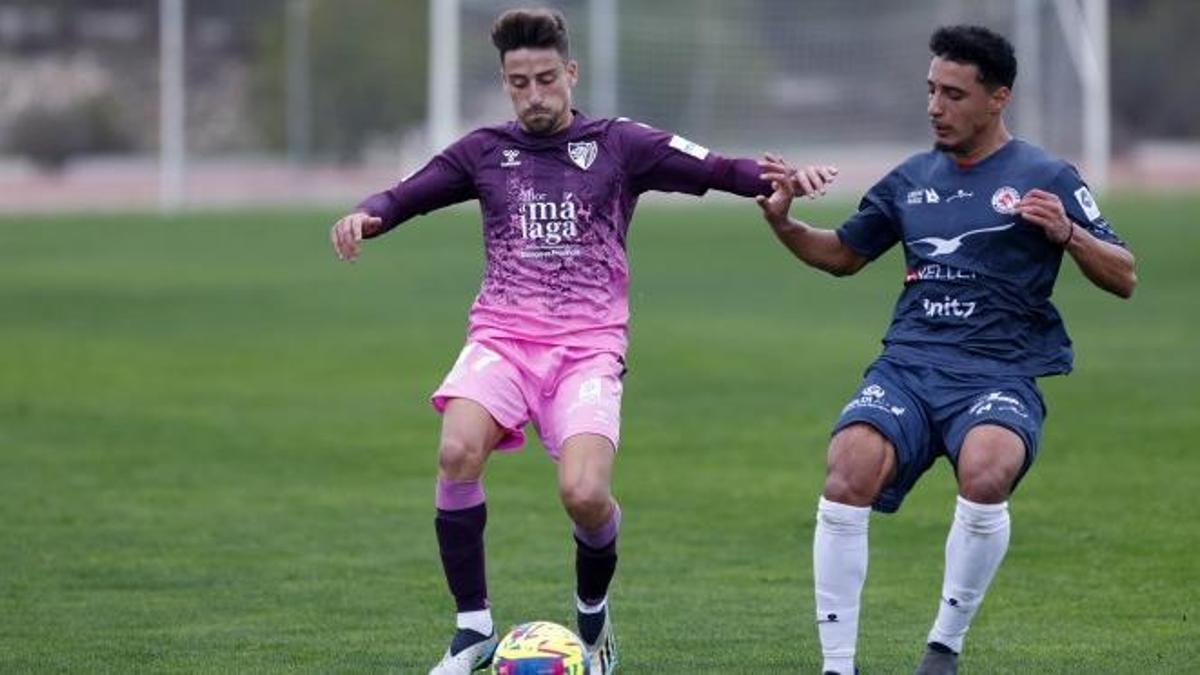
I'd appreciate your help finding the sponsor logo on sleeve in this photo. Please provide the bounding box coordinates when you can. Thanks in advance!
[1074,186,1102,221]
[668,134,709,160]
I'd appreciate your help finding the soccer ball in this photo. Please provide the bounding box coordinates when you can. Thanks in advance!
[491,621,589,675]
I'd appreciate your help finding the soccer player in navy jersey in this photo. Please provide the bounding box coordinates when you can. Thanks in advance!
[330,8,834,674]
[757,25,1136,675]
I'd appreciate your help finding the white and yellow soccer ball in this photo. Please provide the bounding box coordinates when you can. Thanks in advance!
[491,621,589,675]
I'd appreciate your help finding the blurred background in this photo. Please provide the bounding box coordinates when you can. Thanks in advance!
[0,0,1197,213]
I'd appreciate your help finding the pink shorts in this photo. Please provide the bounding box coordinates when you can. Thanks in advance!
[431,339,625,459]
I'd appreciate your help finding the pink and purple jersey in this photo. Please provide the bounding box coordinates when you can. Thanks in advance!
[357,111,771,355]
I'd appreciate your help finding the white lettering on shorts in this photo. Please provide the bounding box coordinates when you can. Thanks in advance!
[842,384,906,417]
[969,391,1029,418]
[445,343,500,384]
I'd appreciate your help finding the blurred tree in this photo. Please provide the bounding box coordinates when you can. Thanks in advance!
[5,94,134,172]
[251,0,428,162]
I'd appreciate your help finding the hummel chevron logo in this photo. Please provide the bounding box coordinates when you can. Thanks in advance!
[909,222,1014,256]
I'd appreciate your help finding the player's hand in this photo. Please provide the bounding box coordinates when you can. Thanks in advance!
[330,211,383,262]
[759,154,838,199]
[1017,189,1073,245]
[756,168,796,227]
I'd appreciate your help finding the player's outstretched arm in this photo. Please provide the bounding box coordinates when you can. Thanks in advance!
[329,136,479,263]
[757,162,867,277]
[329,211,384,262]
[1017,189,1137,298]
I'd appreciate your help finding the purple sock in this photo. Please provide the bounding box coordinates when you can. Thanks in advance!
[436,476,485,511]
[575,502,621,606]
[434,478,488,612]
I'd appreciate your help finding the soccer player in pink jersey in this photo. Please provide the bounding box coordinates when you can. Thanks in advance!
[330,8,835,674]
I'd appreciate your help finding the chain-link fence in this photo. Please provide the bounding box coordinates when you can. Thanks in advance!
[0,0,1196,212]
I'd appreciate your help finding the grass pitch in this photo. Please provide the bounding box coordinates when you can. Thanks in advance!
[1,194,1197,672]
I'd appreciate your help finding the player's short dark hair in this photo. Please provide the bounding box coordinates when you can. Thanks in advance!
[929,25,1017,90]
[491,8,570,61]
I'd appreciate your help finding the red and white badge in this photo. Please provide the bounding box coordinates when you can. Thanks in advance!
[991,186,1020,214]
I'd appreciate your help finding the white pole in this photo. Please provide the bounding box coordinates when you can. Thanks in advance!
[589,0,618,117]
[286,0,312,166]
[1053,0,1109,190]
[428,0,460,153]
[1084,0,1110,191]
[1015,0,1042,144]
[159,0,185,212]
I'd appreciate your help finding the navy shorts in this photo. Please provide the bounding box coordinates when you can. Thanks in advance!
[832,358,1046,513]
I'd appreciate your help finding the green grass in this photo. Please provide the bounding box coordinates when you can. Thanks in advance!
[1,194,1197,673]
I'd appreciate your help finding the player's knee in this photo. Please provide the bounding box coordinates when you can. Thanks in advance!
[558,478,610,524]
[822,473,876,507]
[437,435,487,481]
[957,468,1014,504]
[823,425,891,506]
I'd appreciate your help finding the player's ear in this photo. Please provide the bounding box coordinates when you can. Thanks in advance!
[989,85,1011,115]
[565,59,579,86]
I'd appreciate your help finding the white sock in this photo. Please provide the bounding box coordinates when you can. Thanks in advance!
[814,496,871,674]
[927,496,1011,653]
[576,594,607,614]
[456,608,494,636]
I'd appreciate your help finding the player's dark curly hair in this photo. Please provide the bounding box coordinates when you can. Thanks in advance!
[930,25,1017,90]
[491,8,570,60]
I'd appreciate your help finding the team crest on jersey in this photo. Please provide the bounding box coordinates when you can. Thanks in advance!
[567,141,598,170]
[991,186,1020,214]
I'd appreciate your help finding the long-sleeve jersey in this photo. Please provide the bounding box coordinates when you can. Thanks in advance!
[357,111,771,355]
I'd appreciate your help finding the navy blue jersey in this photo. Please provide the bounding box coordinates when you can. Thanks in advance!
[837,139,1125,377]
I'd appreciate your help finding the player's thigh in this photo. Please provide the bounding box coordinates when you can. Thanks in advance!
[825,423,897,506]
[433,342,532,476]
[955,425,1026,503]
[829,363,932,510]
[944,384,1045,503]
[438,398,507,475]
[557,433,616,518]
[537,352,624,461]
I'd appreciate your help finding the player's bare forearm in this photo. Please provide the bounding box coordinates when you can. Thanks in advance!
[768,217,867,277]
[1065,225,1137,298]
[755,165,863,276]
[1017,188,1136,298]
